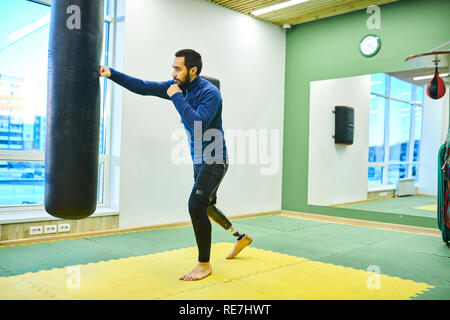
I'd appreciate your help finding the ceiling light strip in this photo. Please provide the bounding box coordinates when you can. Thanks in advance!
[251,0,311,16]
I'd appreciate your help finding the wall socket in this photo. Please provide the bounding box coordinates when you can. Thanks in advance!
[44,225,57,234]
[58,224,71,233]
[30,226,43,235]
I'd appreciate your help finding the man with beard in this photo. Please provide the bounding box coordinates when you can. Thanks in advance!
[98,49,252,281]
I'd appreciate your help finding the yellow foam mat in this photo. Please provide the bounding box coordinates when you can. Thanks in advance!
[415,204,437,211]
[0,243,433,300]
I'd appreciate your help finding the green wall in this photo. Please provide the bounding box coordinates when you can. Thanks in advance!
[282,0,450,228]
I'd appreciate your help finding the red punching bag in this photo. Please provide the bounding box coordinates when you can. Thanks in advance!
[426,67,446,100]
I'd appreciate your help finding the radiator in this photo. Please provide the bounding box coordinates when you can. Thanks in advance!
[396,178,416,197]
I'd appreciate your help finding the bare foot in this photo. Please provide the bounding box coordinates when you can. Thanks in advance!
[179,262,212,281]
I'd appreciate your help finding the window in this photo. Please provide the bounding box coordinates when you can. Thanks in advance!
[368,73,423,187]
[388,100,411,162]
[368,94,385,163]
[0,0,114,208]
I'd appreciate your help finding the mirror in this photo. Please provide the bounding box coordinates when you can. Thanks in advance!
[308,67,449,219]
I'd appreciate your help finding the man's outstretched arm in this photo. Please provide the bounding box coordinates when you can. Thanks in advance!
[98,65,174,99]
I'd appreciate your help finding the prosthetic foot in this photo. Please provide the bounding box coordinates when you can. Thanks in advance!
[226,234,253,259]
[207,205,253,259]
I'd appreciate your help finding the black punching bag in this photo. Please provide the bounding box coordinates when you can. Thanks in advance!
[334,106,354,145]
[45,0,105,219]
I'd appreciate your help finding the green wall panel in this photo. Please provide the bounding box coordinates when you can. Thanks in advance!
[282,0,450,227]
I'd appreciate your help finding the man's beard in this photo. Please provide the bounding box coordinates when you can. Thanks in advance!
[176,73,192,89]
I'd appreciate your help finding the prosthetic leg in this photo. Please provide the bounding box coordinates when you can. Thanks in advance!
[207,205,253,259]
[207,205,241,238]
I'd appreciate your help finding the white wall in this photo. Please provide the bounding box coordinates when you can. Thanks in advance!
[308,75,370,206]
[418,84,449,195]
[113,0,286,229]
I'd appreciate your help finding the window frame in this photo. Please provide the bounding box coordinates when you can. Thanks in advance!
[368,73,424,189]
[0,0,116,214]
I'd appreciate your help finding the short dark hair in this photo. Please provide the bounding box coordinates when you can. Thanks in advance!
[175,49,202,75]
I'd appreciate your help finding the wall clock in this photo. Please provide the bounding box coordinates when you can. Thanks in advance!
[360,34,381,57]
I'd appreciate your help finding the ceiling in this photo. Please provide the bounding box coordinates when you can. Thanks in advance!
[206,1,449,86]
[207,0,399,27]
[389,67,449,87]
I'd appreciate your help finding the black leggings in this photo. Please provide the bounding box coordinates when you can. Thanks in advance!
[188,163,228,263]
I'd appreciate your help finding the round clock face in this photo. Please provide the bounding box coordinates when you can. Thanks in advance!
[360,34,381,57]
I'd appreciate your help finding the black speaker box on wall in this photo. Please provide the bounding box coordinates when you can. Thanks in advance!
[333,106,354,145]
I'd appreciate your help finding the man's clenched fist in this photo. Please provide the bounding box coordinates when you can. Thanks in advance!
[167,84,182,97]
[98,65,111,77]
